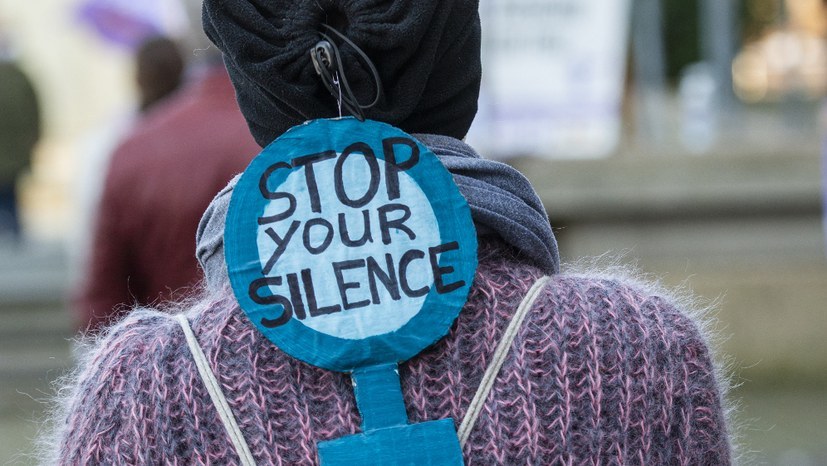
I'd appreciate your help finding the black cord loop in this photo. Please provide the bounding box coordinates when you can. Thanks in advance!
[309,24,383,121]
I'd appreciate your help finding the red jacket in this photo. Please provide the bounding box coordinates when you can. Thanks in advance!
[75,66,260,332]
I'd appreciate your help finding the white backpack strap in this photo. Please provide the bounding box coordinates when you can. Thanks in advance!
[457,275,551,447]
[175,314,257,466]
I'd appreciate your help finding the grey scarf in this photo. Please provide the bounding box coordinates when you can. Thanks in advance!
[196,134,558,289]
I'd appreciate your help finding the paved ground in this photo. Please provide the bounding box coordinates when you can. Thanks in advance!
[0,240,73,465]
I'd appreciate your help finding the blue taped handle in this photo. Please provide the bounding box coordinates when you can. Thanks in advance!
[318,419,464,466]
[352,363,408,431]
[318,363,464,464]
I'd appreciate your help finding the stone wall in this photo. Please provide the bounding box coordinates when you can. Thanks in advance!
[513,149,827,387]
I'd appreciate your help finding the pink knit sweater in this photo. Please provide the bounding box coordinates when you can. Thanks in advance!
[52,238,731,464]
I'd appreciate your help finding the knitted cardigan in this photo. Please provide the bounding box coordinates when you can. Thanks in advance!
[49,237,731,464]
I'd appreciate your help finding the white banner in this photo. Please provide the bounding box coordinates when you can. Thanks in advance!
[468,0,632,159]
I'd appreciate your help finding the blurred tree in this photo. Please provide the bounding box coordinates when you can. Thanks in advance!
[742,0,783,40]
[662,0,701,81]
[662,0,778,83]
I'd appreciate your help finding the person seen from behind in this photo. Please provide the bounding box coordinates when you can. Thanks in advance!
[0,28,40,243]
[71,35,185,294]
[46,0,734,463]
[73,34,259,333]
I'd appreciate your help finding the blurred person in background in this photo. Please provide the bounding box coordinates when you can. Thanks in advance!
[73,34,259,333]
[135,36,185,113]
[46,0,733,463]
[0,27,40,243]
[71,35,184,277]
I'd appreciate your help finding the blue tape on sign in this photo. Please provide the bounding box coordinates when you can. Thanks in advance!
[317,419,463,466]
[352,364,407,431]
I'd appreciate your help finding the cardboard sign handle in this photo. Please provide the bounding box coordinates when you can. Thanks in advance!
[352,363,408,431]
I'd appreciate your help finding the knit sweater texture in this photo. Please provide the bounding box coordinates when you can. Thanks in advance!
[49,237,731,464]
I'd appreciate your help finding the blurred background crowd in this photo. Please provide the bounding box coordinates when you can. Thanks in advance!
[1,0,826,464]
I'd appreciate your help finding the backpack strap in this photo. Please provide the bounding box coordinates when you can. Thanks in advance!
[176,313,257,466]
[457,275,551,447]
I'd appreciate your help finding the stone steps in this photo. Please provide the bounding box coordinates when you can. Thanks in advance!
[0,244,73,419]
[0,302,73,418]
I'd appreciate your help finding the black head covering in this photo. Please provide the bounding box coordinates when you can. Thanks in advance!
[202,0,481,147]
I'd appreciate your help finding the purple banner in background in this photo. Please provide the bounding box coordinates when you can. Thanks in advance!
[75,0,188,49]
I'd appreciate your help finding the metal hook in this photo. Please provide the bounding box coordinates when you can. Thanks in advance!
[332,72,343,118]
[311,40,334,75]
[312,40,345,118]
[309,26,383,121]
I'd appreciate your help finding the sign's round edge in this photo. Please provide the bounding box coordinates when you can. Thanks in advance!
[225,118,477,372]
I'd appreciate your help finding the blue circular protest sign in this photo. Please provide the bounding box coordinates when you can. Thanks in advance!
[225,118,477,372]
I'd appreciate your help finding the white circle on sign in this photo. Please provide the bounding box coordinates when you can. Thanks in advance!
[256,154,439,340]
